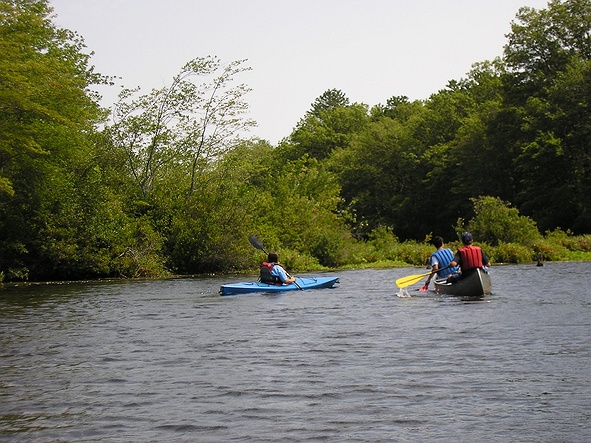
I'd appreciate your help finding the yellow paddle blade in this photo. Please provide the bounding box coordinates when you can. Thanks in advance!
[395,271,431,288]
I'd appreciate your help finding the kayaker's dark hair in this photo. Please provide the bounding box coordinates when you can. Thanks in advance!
[267,252,279,263]
[433,236,444,248]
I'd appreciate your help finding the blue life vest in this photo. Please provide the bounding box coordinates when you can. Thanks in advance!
[431,248,457,278]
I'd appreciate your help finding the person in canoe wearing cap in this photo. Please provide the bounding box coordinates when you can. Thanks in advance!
[446,232,491,282]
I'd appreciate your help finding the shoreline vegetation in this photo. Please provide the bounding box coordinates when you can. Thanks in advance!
[253,228,591,275]
[3,231,590,286]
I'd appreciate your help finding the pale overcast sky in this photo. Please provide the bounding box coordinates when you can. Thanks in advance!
[50,0,549,144]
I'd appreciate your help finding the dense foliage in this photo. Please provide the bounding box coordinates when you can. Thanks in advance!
[1,0,590,282]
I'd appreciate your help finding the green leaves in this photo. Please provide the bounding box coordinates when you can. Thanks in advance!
[289,91,369,160]
[463,196,542,246]
[505,1,591,83]
[108,56,255,199]
[0,0,122,280]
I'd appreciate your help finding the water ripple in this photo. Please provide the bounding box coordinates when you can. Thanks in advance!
[1,264,590,442]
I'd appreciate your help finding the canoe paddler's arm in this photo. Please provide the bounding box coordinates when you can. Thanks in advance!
[424,264,438,285]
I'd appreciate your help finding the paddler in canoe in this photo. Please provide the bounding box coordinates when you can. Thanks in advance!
[421,236,459,291]
[446,232,491,282]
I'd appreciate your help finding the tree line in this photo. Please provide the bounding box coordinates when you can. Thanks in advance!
[1,0,590,282]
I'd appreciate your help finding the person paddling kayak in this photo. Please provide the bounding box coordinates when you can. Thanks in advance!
[259,252,296,285]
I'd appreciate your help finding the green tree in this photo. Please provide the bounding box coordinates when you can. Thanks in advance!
[370,95,423,122]
[235,142,354,268]
[0,0,115,280]
[329,117,420,239]
[425,61,514,226]
[107,56,254,200]
[285,90,369,160]
[503,0,591,233]
[308,88,350,117]
[461,196,542,246]
[0,0,106,194]
[332,82,488,241]
[163,140,268,274]
[104,57,257,274]
[505,0,591,88]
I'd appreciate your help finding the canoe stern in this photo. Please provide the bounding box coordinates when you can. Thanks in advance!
[434,268,492,297]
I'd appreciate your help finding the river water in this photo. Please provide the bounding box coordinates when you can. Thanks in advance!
[1,262,590,442]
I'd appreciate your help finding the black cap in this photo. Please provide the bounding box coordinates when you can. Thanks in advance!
[462,232,473,244]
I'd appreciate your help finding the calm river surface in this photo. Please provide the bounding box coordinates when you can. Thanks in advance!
[1,262,590,442]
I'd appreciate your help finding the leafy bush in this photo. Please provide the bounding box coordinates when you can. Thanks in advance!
[531,238,570,261]
[366,226,399,261]
[277,248,323,273]
[463,196,542,246]
[392,240,433,267]
[487,241,535,264]
[545,229,591,252]
[308,231,345,267]
[113,216,168,278]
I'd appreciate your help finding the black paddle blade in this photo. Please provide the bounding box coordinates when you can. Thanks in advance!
[248,235,267,254]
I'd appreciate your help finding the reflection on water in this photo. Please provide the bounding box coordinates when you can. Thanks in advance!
[1,263,590,442]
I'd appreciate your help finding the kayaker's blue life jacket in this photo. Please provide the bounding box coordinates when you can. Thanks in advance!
[432,248,457,278]
[458,245,484,272]
[260,262,282,284]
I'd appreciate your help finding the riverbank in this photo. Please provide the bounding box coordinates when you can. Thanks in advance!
[2,233,590,284]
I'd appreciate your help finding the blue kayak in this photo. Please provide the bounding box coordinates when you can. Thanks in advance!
[219,276,339,296]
